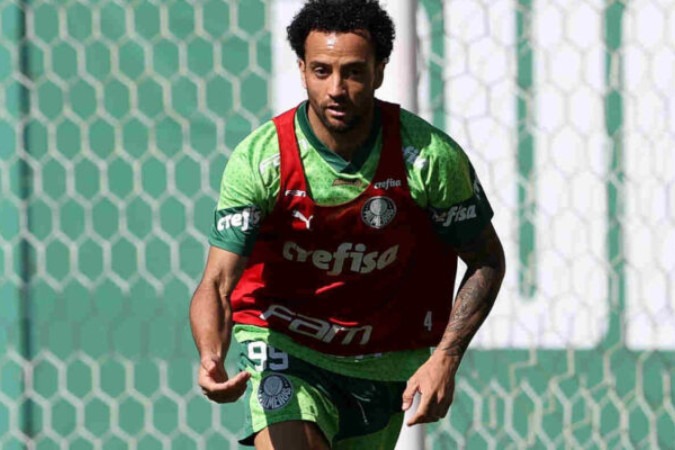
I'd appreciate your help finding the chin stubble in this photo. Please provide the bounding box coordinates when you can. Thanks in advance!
[320,109,359,134]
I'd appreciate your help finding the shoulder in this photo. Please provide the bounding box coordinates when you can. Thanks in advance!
[398,108,470,173]
[226,119,281,178]
[229,119,280,163]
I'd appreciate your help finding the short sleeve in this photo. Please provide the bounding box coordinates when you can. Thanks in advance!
[207,126,278,255]
[423,138,494,246]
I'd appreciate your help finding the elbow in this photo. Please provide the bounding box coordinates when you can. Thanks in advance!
[496,242,506,281]
[491,237,506,293]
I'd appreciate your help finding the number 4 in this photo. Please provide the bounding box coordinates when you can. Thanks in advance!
[424,311,433,331]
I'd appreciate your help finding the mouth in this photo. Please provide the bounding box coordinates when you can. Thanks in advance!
[326,105,348,118]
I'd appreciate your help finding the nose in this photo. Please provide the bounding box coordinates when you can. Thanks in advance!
[328,74,346,98]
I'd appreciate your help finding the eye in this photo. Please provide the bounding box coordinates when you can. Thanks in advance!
[313,66,329,78]
[344,66,365,79]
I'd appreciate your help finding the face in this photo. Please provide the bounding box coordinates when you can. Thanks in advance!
[299,31,385,134]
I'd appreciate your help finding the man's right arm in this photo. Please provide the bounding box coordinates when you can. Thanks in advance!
[189,246,251,403]
[194,123,277,401]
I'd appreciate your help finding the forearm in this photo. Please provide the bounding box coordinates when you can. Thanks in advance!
[189,281,232,362]
[189,247,248,363]
[434,265,502,364]
[434,224,505,369]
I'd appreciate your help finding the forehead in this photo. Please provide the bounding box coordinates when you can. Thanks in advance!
[304,30,375,61]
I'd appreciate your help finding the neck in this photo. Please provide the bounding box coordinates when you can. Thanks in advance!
[307,103,375,161]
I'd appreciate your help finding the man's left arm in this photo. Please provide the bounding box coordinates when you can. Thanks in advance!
[402,222,505,425]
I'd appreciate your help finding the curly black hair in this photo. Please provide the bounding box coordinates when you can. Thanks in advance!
[287,0,395,62]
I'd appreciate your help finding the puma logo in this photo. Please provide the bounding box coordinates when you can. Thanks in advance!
[292,209,314,230]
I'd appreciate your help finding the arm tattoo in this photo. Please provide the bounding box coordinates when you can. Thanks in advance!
[438,224,505,358]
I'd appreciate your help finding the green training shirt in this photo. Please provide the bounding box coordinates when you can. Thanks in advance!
[210,101,494,381]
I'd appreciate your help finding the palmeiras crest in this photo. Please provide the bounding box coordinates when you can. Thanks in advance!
[257,374,293,410]
[361,196,397,229]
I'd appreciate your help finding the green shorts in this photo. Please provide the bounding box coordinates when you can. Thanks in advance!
[238,340,406,449]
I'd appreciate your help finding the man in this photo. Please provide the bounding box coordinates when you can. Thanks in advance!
[189,0,505,448]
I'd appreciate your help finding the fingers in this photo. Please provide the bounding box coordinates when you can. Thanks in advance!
[406,402,448,425]
[403,367,456,425]
[229,370,252,386]
[401,379,439,426]
[405,392,452,426]
[406,393,432,426]
[200,370,251,403]
[401,382,419,411]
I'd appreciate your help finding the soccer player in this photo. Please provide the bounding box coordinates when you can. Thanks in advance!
[189,0,505,448]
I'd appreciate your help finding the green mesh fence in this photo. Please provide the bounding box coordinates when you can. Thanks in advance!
[420,1,674,449]
[1,1,673,449]
[1,1,269,448]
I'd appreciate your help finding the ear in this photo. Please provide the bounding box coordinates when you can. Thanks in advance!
[374,61,386,89]
[298,59,307,89]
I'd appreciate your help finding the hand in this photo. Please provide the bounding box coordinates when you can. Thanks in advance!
[198,356,251,403]
[401,353,458,425]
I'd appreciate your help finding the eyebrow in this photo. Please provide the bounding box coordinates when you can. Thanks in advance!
[308,60,368,68]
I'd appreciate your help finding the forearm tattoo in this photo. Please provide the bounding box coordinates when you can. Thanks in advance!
[439,225,505,358]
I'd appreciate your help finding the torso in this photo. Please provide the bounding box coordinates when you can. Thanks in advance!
[231,102,458,356]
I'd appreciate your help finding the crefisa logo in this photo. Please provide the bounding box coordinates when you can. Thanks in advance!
[361,196,396,229]
[258,374,293,411]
